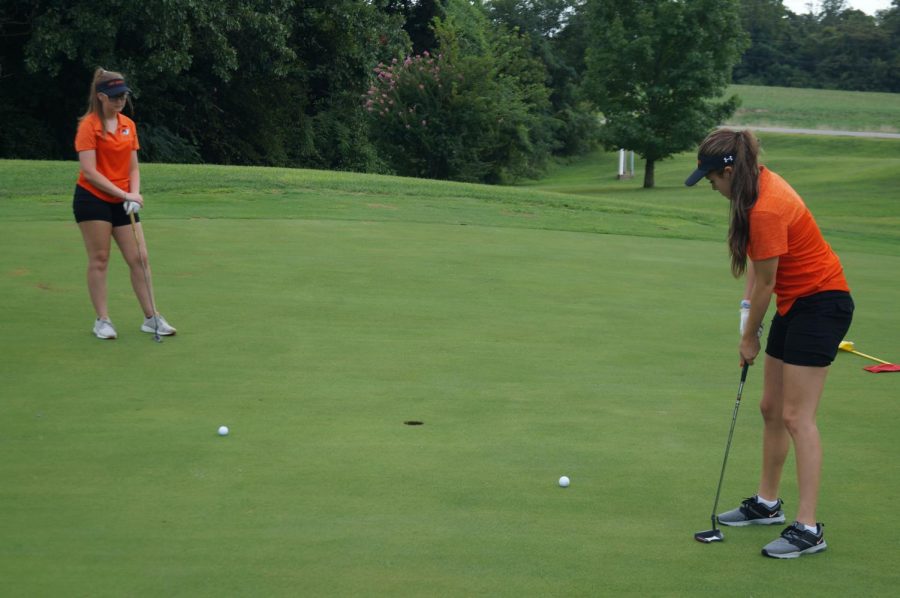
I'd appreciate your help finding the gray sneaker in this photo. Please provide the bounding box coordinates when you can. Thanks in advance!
[141,314,176,336]
[718,496,785,527]
[762,522,827,559]
[93,318,117,339]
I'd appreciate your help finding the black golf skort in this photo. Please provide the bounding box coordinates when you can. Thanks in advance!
[73,185,138,227]
[765,291,854,367]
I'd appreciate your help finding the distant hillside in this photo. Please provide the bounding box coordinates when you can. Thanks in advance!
[724,85,900,133]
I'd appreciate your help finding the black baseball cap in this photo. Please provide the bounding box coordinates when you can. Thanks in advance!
[684,153,736,186]
[97,78,131,97]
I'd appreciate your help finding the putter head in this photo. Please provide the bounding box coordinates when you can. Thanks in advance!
[694,529,724,543]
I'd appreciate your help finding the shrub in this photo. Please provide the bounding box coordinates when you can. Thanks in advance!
[366,48,551,184]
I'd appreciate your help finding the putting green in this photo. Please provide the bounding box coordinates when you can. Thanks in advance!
[2,212,898,595]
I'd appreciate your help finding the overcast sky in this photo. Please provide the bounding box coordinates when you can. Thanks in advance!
[782,0,894,14]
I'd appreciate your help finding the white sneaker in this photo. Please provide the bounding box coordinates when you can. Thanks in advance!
[93,318,117,339]
[141,314,177,336]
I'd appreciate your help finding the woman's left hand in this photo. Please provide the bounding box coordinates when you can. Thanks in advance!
[122,192,143,215]
[123,191,143,206]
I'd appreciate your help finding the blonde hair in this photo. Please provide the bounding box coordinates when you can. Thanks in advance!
[698,129,761,277]
[80,68,131,134]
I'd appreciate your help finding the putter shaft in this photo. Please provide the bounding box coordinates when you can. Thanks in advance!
[129,212,162,342]
[707,363,750,531]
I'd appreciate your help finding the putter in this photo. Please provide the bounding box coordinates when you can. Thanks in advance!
[694,363,750,543]
[129,212,162,343]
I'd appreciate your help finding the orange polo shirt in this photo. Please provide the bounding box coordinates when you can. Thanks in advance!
[74,112,140,202]
[747,167,849,315]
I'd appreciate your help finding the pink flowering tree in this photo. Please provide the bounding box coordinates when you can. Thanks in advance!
[365,32,553,183]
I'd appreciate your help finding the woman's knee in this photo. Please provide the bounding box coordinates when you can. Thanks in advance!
[759,392,783,423]
[781,407,816,437]
[88,250,111,270]
[125,250,149,271]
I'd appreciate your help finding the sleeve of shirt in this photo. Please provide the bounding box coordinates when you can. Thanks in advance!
[74,118,96,152]
[749,209,789,261]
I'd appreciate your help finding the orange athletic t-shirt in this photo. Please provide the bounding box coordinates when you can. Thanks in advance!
[747,167,849,315]
[74,112,140,203]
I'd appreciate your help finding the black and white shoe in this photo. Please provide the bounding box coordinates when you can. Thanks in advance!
[762,522,827,558]
[718,496,785,526]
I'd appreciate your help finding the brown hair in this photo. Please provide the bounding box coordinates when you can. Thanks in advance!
[80,68,131,135]
[698,129,761,277]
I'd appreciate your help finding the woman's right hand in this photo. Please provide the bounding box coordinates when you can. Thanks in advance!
[740,335,761,366]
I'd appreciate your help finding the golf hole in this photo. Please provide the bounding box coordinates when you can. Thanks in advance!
[404,420,424,426]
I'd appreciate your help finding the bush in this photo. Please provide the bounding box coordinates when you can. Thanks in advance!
[366,49,551,184]
[138,124,202,164]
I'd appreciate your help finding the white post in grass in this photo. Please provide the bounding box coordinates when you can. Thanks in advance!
[617,149,634,179]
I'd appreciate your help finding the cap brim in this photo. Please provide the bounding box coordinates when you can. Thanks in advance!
[684,168,708,187]
[101,84,130,97]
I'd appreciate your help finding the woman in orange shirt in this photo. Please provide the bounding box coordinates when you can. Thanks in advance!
[686,129,853,558]
[73,68,176,339]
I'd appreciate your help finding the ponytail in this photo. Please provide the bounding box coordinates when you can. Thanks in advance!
[698,129,760,277]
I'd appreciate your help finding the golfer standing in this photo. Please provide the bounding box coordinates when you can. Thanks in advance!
[686,128,853,558]
[73,68,175,339]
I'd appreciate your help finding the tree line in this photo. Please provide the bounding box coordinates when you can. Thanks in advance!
[0,1,897,187]
[735,0,900,92]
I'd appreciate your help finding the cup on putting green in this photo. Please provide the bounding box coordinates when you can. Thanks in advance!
[558,475,570,488]
[218,425,229,436]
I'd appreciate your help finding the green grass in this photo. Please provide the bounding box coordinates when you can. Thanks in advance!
[5,131,900,256]
[1,133,899,596]
[725,84,900,133]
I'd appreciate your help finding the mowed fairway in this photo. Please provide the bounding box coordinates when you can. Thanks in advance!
[1,134,899,596]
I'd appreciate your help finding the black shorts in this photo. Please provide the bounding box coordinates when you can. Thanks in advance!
[765,291,854,367]
[72,185,138,227]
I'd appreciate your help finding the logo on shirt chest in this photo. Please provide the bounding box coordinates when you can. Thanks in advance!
[121,127,131,136]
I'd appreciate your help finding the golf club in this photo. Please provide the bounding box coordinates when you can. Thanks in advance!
[129,212,162,343]
[694,362,750,543]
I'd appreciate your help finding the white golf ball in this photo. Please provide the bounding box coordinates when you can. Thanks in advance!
[218,425,229,436]
[558,475,570,488]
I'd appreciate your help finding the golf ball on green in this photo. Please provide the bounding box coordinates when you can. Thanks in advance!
[559,476,570,488]
[218,425,229,436]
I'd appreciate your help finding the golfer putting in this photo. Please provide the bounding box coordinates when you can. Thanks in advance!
[687,129,853,558]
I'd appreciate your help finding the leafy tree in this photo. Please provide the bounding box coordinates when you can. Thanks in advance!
[283,1,409,170]
[811,9,891,91]
[732,0,900,92]
[582,0,748,188]
[486,0,601,155]
[881,1,900,91]
[0,0,407,168]
[732,0,791,86]
[377,0,444,53]
[367,0,555,182]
